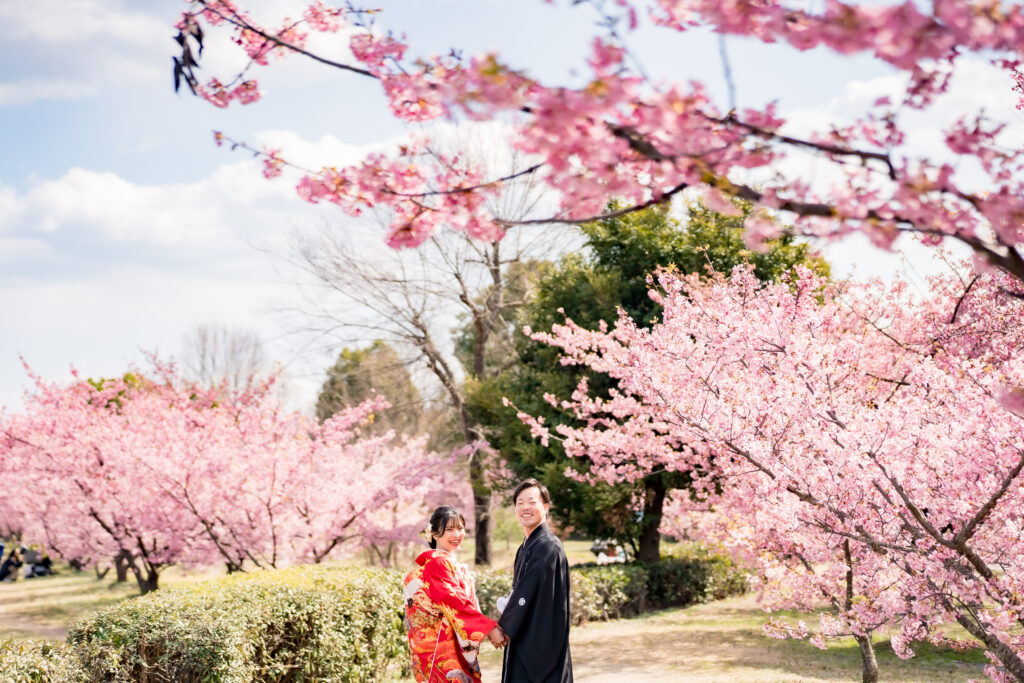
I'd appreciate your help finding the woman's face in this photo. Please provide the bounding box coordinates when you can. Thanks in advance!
[435,519,466,553]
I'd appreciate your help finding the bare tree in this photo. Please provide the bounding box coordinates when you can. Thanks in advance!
[284,134,578,564]
[179,323,269,391]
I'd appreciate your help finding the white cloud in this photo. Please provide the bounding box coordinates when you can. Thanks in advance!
[0,0,167,45]
[0,79,98,106]
[0,264,289,404]
[1,162,310,245]
[252,130,378,170]
[0,237,49,261]
[0,128,399,413]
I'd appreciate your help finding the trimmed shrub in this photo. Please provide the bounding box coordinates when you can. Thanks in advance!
[67,566,407,683]
[473,568,512,619]
[568,564,647,623]
[0,640,83,683]
[476,545,747,625]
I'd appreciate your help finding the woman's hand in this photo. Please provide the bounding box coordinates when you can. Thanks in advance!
[486,625,508,648]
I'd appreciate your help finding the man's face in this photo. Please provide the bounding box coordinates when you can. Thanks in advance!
[514,486,549,533]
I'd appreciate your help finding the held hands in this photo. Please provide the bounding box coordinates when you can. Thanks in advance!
[486,625,508,648]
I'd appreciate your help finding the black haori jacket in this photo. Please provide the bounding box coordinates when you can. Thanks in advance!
[498,522,573,683]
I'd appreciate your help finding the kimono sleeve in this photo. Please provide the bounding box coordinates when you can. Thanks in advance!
[497,539,558,640]
[421,555,496,643]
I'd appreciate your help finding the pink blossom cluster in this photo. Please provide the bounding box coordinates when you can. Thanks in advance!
[295,147,504,247]
[178,0,1024,284]
[652,0,1024,73]
[525,264,1024,679]
[195,78,261,108]
[0,362,459,582]
[261,148,284,179]
[303,0,346,33]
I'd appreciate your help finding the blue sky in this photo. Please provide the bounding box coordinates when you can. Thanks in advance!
[0,0,1008,412]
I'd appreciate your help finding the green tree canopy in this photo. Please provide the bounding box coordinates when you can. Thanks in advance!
[468,201,828,561]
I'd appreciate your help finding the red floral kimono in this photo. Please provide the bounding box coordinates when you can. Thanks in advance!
[404,549,496,683]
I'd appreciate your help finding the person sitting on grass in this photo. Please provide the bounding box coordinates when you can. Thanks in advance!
[24,553,54,579]
[0,547,23,582]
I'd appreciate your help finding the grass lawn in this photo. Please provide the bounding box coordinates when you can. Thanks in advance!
[0,564,221,641]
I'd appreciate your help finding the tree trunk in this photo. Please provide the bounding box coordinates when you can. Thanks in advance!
[134,565,159,594]
[124,553,160,594]
[94,565,111,581]
[637,474,668,563]
[471,453,493,566]
[114,550,130,582]
[854,634,879,683]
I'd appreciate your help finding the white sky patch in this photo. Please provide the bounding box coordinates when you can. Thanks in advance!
[3,163,306,245]
[0,264,289,406]
[777,56,1023,186]
[252,130,384,170]
[0,79,99,106]
[0,237,50,261]
[0,0,168,45]
[729,58,999,282]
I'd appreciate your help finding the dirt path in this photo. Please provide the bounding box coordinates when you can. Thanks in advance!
[0,601,67,641]
[477,594,985,682]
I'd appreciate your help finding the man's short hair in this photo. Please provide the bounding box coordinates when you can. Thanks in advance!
[513,478,551,505]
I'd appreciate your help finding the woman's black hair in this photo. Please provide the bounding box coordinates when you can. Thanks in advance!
[428,506,466,549]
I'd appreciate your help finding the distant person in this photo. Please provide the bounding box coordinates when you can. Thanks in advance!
[403,505,507,682]
[25,554,54,579]
[596,542,625,565]
[0,548,23,582]
[498,479,573,682]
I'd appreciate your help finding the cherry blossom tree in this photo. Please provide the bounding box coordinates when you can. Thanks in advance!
[174,0,1024,286]
[519,264,1024,681]
[2,371,201,593]
[0,362,457,592]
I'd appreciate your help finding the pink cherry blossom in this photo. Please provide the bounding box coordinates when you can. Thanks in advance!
[524,263,1024,679]
[173,0,1024,283]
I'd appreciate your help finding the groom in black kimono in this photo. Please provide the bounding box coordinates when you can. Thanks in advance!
[497,478,573,682]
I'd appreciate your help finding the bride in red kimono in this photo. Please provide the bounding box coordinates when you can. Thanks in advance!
[404,506,506,682]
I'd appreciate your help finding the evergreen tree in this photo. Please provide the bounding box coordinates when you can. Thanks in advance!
[469,202,828,561]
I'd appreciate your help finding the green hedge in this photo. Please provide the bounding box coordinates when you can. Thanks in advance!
[68,566,407,683]
[475,548,748,625]
[1,548,746,681]
[0,641,83,683]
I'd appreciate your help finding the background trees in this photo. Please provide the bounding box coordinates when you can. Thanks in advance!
[0,363,453,591]
[179,324,270,392]
[283,130,572,564]
[316,340,423,435]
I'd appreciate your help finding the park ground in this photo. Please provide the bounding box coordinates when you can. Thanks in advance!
[473,594,986,682]
[0,548,987,682]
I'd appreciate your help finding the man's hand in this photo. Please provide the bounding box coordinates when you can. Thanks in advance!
[486,625,508,648]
